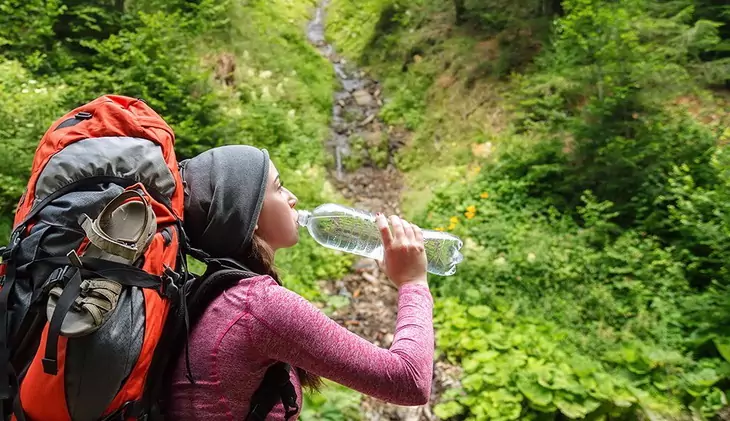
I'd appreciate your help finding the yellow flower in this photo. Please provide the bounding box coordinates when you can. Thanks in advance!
[465,211,475,220]
[466,205,476,213]
[448,222,457,230]
[434,227,444,232]
[480,192,489,199]
[450,216,459,224]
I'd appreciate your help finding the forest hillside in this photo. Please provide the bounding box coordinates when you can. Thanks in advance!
[2,0,730,419]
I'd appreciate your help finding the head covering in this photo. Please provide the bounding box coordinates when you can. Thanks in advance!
[180,145,270,259]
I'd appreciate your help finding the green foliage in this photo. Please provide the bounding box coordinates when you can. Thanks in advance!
[433,297,730,420]
[4,0,730,418]
[300,380,363,421]
[0,60,67,239]
[0,0,66,70]
[69,9,229,157]
[410,147,730,418]
[329,0,730,418]
[509,0,723,225]
[0,0,350,298]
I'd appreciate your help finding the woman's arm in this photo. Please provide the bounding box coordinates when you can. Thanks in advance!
[243,276,434,405]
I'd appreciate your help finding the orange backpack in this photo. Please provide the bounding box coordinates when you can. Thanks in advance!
[0,95,189,421]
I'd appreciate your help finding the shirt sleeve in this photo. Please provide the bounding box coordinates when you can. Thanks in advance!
[241,277,435,406]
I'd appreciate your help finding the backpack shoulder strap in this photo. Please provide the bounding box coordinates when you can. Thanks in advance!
[144,260,299,421]
[187,262,299,420]
[246,362,298,421]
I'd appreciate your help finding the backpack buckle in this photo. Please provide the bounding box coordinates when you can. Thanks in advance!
[101,400,145,421]
[161,265,182,301]
[1,230,22,262]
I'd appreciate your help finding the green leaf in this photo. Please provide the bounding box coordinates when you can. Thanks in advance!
[500,401,523,420]
[626,358,652,375]
[473,350,500,363]
[517,376,554,407]
[611,388,637,408]
[554,393,602,419]
[700,387,728,417]
[527,401,558,413]
[433,401,464,419]
[462,373,484,392]
[463,357,480,373]
[687,367,721,388]
[570,355,599,378]
[535,366,581,396]
[460,336,488,351]
[484,366,512,387]
[714,337,730,362]
[467,305,492,319]
[487,332,511,350]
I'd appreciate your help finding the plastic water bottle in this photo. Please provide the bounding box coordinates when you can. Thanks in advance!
[297,203,465,276]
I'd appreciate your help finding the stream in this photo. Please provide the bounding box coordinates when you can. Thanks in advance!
[304,3,455,421]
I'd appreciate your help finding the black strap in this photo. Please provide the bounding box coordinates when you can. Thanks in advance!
[9,363,26,421]
[187,264,298,421]
[14,176,173,231]
[0,262,17,401]
[98,399,146,421]
[43,267,83,375]
[127,227,190,421]
[0,229,21,408]
[134,259,299,421]
[181,265,257,385]
[246,363,299,421]
[20,256,162,288]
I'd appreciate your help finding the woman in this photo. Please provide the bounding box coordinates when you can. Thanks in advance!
[167,145,434,419]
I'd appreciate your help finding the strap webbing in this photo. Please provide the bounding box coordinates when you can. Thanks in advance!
[20,256,162,289]
[9,363,26,421]
[187,263,298,421]
[246,363,299,421]
[0,261,17,400]
[43,267,83,375]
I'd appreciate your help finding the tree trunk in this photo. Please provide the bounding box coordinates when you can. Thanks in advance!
[454,0,466,25]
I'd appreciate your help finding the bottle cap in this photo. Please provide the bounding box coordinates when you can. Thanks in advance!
[296,210,311,227]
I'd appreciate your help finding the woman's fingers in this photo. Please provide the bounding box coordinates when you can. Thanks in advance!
[401,219,416,244]
[413,224,424,246]
[390,215,406,244]
[376,213,393,249]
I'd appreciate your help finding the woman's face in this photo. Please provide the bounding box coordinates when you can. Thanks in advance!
[255,160,300,251]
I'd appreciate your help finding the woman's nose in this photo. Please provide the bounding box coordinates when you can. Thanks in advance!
[288,191,298,208]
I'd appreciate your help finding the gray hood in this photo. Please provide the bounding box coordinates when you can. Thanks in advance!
[180,145,270,259]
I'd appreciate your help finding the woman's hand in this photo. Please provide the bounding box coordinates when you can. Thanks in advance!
[375,213,428,288]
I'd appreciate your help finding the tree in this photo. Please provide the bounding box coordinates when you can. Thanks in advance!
[454,0,466,25]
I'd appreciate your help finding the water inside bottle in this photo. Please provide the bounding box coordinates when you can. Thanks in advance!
[301,210,464,276]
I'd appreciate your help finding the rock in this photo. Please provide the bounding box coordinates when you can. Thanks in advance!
[334,123,349,134]
[362,272,379,284]
[362,131,382,147]
[353,89,374,106]
[359,114,376,127]
[373,88,381,98]
[353,259,378,273]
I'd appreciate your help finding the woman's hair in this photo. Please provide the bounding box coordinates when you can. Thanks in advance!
[243,235,323,392]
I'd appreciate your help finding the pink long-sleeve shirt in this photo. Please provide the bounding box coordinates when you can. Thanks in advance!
[166,275,434,420]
